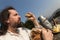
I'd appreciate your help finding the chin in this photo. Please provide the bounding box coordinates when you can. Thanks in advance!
[18,21,21,24]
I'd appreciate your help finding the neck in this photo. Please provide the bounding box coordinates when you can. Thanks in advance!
[8,26,19,34]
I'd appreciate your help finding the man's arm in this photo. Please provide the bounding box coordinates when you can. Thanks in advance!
[25,12,42,28]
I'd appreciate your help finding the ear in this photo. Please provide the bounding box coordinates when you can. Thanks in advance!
[6,20,10,24]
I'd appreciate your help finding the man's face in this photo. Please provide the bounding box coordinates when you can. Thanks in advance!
[8,9,21,25]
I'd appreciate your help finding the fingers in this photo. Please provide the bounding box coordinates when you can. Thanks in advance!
[42,28,47,33]
[47,29,52,34]
[25,12,33,17]
[25,12,36,18]
[47,29,53,37]
[26,15,36,21]
[32,28,42,32]
[42,28,53,40]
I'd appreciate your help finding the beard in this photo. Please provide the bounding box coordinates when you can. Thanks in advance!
[11,21,21,28]
[16,22,24,28]
[10,19,22,28]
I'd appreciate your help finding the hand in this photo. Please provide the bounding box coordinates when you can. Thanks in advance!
[42,28,53,40]
[32,28,42,32]
[25,12,36,21]
[25,12,42,28]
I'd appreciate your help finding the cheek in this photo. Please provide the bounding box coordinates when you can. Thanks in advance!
[13,17,19,23]
[9,16,20,23]
[9,19,15,23]
[13,18,18,22]
[9,17,16,22]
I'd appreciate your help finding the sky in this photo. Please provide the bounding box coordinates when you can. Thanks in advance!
[0,0,60,22]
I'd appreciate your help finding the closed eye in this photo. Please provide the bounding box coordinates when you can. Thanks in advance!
[14,13,18,16]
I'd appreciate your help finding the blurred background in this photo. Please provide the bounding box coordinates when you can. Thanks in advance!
[0,0,60,22]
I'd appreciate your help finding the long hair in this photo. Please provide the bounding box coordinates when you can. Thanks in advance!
[0,6,15,35]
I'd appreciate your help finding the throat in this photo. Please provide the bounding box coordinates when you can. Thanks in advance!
[8,26,19,34]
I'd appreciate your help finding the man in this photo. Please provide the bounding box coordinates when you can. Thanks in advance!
[0,7,31,40]
[0,7,53,40]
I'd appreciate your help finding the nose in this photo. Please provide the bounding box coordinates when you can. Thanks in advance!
[18,15,21,20]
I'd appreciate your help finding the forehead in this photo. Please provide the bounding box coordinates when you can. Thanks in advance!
[8,9,18,15]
